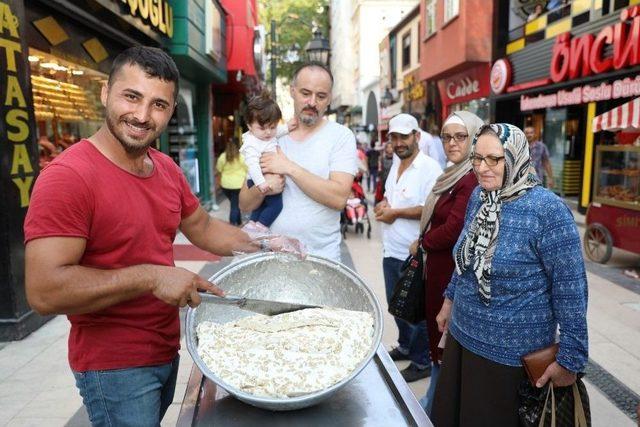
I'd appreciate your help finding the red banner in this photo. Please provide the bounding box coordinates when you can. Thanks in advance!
[438,64,491,109]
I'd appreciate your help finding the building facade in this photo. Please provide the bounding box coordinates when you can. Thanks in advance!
[419,0,494,127]
[491,0,640,208]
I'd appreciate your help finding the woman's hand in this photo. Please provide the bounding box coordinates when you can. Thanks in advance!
[409,239,420,257]
[536,361,577,388]
[436,298,453,333]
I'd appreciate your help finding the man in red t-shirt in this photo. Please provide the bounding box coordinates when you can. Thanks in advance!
[24,47,271,426]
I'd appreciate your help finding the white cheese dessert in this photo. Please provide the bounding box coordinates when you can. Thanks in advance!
[196,307,374,398]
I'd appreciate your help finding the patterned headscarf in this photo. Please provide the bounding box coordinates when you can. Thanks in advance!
[454,123,539,305]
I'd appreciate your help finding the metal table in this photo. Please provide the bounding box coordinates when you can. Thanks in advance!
[177,344,433,426]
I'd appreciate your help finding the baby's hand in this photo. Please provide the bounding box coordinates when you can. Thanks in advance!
[287,118,298,133]
[257,182,271,193]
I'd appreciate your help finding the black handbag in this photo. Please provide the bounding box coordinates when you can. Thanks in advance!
[518,375,591,427]
[387,246,425,324]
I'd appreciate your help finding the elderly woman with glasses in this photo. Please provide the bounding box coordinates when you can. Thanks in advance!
[408,110,484,415]
[431,124,588,427]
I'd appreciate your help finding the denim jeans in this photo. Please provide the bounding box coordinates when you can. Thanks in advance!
[222,188,241,225]
[419,362,441,415]
[247,179,283,227]
[73,355,179,427]
[382,257,430,368]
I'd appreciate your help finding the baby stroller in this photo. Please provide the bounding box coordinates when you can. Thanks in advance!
[341,180,371,239]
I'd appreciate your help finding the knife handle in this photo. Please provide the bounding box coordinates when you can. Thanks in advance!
[198,293,246,308]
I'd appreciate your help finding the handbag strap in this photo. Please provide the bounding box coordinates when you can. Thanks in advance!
[538,385,556,427]
[573,383,588,427]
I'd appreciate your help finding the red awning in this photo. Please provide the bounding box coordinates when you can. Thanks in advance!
[592,98,640,132]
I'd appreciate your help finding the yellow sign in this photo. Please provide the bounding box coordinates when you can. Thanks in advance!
[114,0,173,38]
[403,75,426,102]
[1,1,35,207]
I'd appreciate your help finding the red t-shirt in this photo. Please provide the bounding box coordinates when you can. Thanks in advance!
[24,140,200,372]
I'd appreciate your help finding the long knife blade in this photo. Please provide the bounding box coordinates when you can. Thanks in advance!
[198,293,319,316]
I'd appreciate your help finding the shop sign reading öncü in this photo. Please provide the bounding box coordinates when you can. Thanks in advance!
[112,0,173,38]
[521,75,640,110]
[551,6,640,83]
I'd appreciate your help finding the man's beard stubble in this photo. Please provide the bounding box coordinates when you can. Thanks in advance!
[106,113,156,156]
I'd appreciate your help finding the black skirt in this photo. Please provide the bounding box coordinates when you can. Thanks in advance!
[431,335,527,427]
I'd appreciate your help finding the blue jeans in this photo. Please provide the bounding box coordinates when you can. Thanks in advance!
[73,355,179,427]
[222,188,241,225]
[383,257,430,368]
[368,169,378,192]
[247,179,283,226]
[419,362,441,415]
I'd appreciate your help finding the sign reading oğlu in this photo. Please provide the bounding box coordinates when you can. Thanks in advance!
[0,0,38,208]
[112,0,173,38]
[521,75,640,110]
[551,6,640,83]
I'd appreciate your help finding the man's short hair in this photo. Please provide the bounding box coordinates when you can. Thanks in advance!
[291,61,334,88]
[245,90,282,126]
[108,46,180,100]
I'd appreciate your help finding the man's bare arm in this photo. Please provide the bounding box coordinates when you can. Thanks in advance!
[25,237,221,316]
[239,173,284,212]
[179,206,259,254]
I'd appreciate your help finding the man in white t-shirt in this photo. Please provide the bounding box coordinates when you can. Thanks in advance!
[239,63,357,261]
[375,113,442,382]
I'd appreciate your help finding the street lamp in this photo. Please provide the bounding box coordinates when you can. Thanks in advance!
[305,29,330,65]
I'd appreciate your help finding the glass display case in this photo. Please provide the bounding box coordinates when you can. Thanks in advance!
[593,145,640,211]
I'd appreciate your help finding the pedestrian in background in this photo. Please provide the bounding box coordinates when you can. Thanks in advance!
[409,110,484,415]
[375,113,442,382]
[375,141,395,203]
[216,137,247,225]
[432,123,588,426]
[366,137,381,192]
[412,113,447,169]
[524,125,554,188]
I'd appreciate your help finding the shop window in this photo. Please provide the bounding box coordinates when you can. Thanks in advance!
[28,48,106,169]
[425,0,436,37]
[444,0,459,23]
[402,33,411,69]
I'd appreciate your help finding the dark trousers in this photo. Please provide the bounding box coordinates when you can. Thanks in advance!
[368,169,378,192]
[222,188,241,225]
[382,257,430,367]
[431,335,526,427]
[247,179,283,227]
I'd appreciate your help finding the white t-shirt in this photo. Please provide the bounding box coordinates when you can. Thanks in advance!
[270,121,357,261]
[419,130,447,170]
[382,151,442,260]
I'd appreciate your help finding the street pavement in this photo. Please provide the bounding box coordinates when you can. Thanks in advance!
[0,194,638,426]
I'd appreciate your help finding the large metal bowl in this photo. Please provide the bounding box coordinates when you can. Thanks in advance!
[186,252,383,411]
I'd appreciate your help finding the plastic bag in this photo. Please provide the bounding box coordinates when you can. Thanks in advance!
[238,222,307,260]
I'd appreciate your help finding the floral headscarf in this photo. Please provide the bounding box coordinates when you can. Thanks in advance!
[454,123,538,305]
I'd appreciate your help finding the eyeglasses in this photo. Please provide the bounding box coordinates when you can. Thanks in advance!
[469,154,505,167]
[441,133,468,144]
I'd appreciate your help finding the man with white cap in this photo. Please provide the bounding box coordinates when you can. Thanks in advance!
[374,113,442,382]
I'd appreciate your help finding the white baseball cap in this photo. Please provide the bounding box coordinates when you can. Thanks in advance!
[388,113,419,135]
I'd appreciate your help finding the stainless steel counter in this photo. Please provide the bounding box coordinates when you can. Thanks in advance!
[177,344,433,426]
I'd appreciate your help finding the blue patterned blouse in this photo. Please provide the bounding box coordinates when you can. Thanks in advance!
[444,186,588,373]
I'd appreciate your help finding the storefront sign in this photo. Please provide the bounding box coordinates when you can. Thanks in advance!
[520,75,640,110]
[402,75,426,102]
[490,58,512,94]
[438,64,491,107]
[112,0,173,38]
[0,0,38,208]
[550,6,640,83]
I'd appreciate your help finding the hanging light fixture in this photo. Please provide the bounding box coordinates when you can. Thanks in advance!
[304,29,330,65]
